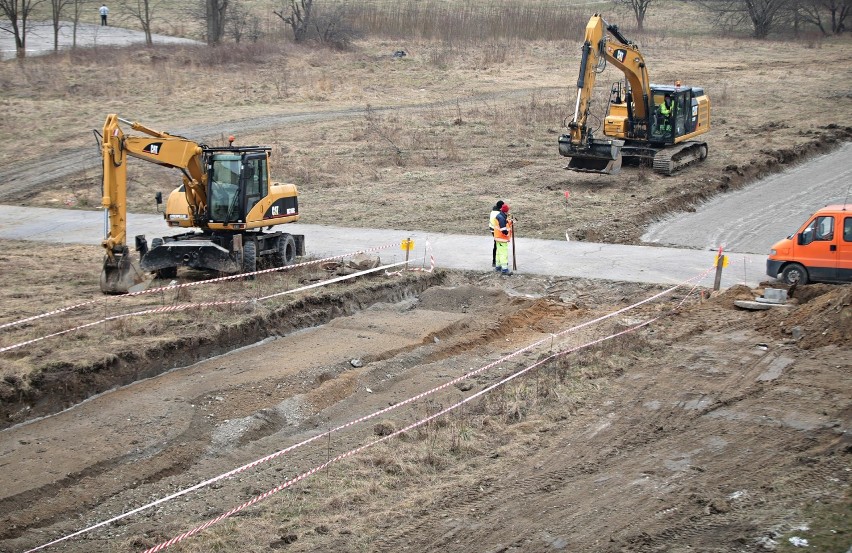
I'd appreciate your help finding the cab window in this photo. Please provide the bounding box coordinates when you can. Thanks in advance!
[844,217,852,242]
[209,158,240,221]
[242,156,268,212]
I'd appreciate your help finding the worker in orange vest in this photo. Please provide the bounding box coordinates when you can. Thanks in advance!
[493,203,513,275]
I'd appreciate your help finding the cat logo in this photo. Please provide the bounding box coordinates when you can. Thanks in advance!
[143,142,162,155]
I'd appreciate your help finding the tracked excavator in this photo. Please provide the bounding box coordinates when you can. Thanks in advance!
[99,114,304,294]
[559,14,710,175]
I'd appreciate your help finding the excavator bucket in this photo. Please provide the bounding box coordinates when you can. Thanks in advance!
[559,135,624,175]
[567,154,623,174]
[99,247,145,294]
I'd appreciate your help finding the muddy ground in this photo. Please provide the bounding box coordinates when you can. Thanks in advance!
[0,271,849,553]
[1,10,851,552]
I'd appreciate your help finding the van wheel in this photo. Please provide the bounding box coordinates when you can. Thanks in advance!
[781,263,808,285]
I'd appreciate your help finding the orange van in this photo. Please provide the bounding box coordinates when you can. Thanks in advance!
[767,204,852,285]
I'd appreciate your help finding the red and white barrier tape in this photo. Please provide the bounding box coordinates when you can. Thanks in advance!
[24,265,714,552]
[142,315,662,553]
[0,260,409,354]
[1,242,400,332]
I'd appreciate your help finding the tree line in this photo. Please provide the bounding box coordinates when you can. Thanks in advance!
[1,0,847,59]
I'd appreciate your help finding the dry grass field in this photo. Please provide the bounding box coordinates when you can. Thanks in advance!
[0,2,850,552]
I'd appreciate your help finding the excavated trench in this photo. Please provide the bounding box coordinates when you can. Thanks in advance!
[0,271,445,429]
[0,271,619,551]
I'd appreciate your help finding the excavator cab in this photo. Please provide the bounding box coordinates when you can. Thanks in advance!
[649,87,703,144]
[163,148,274,229]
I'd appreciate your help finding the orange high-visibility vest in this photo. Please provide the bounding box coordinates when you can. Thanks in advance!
[493,219,513,243]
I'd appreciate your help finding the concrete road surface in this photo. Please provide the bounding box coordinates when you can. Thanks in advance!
[643,143,852,254]
[0,21,199,60]
[0,205,766,289]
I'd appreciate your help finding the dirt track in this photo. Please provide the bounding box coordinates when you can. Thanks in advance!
[1,272,849,552]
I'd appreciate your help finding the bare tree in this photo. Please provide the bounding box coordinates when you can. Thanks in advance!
[700,0,789,37]
[0,0,43,58]
[49,0,75,51]
[274,0,312,42]
[793,0,829,32]
[206,0,227,45]
[122,0,162,45]
[312,3,358,49]
[821,0,849,31]
[796,0,849,32]
[70,0,87,48]
[619,0,654,31]
[228,1,259,43]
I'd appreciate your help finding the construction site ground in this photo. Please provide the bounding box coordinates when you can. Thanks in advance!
[1,13,851,553]
[1,253,850,553]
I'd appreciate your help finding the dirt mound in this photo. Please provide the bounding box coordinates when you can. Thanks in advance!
[417,285,508,312]
[760,284,852,349]
[713,284,757,307]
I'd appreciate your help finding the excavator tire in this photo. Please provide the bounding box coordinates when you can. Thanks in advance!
[271,233,297,268]
[242,240,257,278]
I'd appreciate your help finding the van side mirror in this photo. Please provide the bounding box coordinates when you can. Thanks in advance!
[155,191,162,205]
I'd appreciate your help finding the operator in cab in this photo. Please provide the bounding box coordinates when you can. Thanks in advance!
[658,94,673,134]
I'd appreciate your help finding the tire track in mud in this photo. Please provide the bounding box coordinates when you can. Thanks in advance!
[0,89,557,204]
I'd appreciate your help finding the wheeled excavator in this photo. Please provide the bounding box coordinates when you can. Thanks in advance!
[559,14,710,175]
[99,114,304,294]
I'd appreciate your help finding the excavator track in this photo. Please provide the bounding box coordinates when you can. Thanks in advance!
[652,141,708,175]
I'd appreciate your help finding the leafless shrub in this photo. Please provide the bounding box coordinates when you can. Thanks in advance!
[310,3,362,51]
[363,104,406,167]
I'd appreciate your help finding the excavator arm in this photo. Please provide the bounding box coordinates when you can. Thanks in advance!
[560,14,652,174]
[100,114,208,293]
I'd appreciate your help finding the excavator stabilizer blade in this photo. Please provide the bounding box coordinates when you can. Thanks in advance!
[100,250,145,295]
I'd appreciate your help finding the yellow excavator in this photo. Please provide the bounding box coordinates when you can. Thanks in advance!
[99,114,304,294]
[559,14,710,175]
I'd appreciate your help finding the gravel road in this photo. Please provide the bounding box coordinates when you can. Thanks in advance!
[0,20,199,60]
[642,142,852,254]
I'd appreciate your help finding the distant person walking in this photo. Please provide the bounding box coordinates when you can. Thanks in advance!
[493,203,513,275]
[100,4,109,26]
[488,200,504,269]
